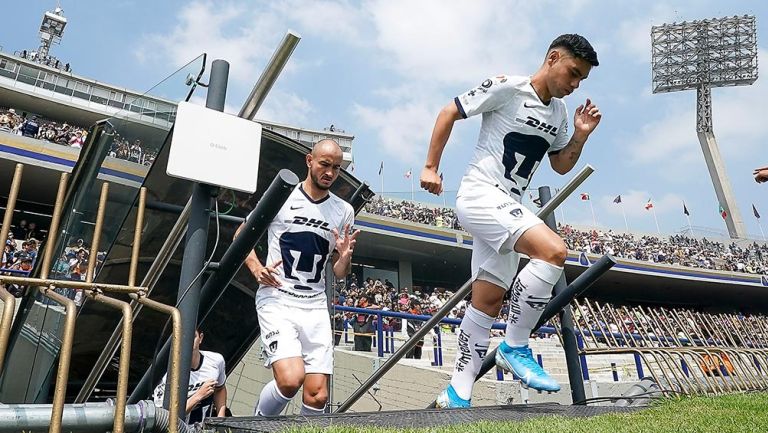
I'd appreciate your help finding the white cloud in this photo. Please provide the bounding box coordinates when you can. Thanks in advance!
[367,0,541,86]
[614,4,677,63]
[352,97,439,165]
[272,0,367,44]
[255,90,314,125]
[134,2,286,85]
[626,101,699,165]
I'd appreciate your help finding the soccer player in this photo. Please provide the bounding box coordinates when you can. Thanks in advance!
[420,34,602,408]
[240,139,358,416]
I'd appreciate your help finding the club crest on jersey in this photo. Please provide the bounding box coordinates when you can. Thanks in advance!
[510,208,524,218]
[515,116,559,137]
[291,216,330,231]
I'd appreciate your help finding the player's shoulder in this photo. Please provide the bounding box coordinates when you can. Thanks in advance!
[499,74,529,88]
[477,74,527,91]
[201,350,225,365]
[328,191,354,214]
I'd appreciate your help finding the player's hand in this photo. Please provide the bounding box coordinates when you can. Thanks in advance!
[191,379,217,405]
[574,98,601,137]
[253,260,282,287]
[754,168,768,183]
[332,224,360,258]
[420,168,443,195]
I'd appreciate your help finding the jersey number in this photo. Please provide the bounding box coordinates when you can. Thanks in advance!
[502,132,550,196]
[279,231,330,291]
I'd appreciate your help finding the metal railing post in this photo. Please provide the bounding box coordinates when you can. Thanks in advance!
[377,312,384,357]
[0,164,23,373]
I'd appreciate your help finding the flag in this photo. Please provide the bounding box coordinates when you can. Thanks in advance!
[404,169,412,179]
[683,202,690,216]
[753,204,761,219]
[378,161,383,175]
[645,199,654,210]
[613,195,622,204]
[719,204,727,220]
[580,193,590,201]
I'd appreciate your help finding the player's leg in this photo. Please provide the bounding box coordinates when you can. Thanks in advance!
[255,302,305,416]
[299,307,334,415]
[301,373,329,415]
[255,357,305,416]
[495,220,566,392]
[504,223,566,345]
[436,188,520,408]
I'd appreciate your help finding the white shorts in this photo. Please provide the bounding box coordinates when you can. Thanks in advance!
[457,181,543,289]
[257,299,333,375]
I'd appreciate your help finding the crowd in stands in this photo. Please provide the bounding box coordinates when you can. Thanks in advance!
[361,198,766,275]
[560,224,768,275]
[1,218,103,302]
[332,275,539,354]
[364,197,462,230]
[0,107,156,165]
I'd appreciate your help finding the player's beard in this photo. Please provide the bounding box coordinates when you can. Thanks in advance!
[311,171,333,191]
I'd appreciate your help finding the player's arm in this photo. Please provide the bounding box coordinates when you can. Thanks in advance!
[332,223,359,279]
[234,223,282,287]
[549,98,601,175]
[421,102,462,195]
[213,384,228,417]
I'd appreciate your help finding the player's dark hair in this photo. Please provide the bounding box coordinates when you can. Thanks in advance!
[548,34,599,66]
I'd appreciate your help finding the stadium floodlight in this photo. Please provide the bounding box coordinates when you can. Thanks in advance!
[651,15,758,239]
[37,7,67,59]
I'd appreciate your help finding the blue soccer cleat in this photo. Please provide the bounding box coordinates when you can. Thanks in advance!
[435,384,471,409]
[495,341,561,392]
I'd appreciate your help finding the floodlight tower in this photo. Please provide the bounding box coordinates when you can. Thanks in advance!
[651,15,758,239]
[37,6,67,60]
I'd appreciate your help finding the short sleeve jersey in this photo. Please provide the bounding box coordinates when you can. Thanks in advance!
[153,350,226,423]
[255,184,355,309]
[455,75,569,201]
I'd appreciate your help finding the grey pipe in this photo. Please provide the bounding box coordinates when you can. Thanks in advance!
[239,31,301,120]
[0,400,196,433]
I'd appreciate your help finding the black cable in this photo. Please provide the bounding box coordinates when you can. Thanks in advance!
[145,199,221,399]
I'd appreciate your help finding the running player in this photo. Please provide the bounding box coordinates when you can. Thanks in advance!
[420,34,602,408]
[240,139,358,416]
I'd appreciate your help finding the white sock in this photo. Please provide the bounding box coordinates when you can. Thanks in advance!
[505,259,563,347]
[254,380,291,416]
[449,304,495,401]
[300,402,325,416]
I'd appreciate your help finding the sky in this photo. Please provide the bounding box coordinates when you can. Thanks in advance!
[2,0,767,239]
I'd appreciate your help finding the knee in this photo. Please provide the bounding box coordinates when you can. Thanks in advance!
[538,239,567,266]
[276,375,304,398]
[303,387,328,408]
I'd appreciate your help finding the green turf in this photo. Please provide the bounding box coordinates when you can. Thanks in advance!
[286,393,768,433]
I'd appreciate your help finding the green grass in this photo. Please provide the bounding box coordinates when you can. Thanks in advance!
[286,393,768,433]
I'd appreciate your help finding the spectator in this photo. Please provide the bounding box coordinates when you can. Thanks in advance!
[353,295,377,352]
[20,116,40,138]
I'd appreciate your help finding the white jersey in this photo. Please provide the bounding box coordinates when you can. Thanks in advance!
[456,75,570,201]
[256,184,354,309]
[153,350,226,423]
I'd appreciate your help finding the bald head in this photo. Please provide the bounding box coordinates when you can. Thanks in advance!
[306,138,343,191]
[311,138,342,158]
